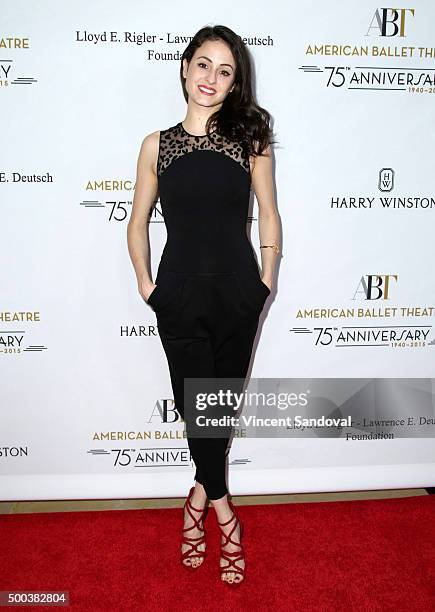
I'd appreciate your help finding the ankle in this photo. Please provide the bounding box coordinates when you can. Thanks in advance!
[185,486,207,514]
[193,492,207,504]
[211,493,233,509]
[192,482,207,501]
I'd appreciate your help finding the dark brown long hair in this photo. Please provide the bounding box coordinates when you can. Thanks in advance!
[179,25,276,158]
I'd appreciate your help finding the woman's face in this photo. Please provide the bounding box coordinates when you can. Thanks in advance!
[182,39,236,108]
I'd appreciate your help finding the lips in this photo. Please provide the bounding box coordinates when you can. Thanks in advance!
[198,85,216,95]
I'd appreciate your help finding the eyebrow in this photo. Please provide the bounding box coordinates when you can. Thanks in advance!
[196,55,234,70]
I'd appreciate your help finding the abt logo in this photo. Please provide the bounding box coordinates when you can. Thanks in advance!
[367,8,415,37]
[353,275,398,300]
[146,399,182,423]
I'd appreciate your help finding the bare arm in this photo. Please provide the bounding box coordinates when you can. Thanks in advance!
[127,131,160,302]
[250,144,281,291]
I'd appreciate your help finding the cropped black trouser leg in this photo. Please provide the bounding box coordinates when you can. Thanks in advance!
[147,269,270,500]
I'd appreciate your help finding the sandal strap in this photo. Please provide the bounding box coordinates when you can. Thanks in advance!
[181,487,207,563]
[217,504,238,527]
[182,533,206,545]
[217,500,239,526]
[182,544,206,559]
[181,533,206,560]
[220,553,245,577]
[218,515,240,547]
[217,505,245,577]
[183,487,207,534]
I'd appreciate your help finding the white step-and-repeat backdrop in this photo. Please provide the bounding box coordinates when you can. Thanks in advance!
[2,1,434,500]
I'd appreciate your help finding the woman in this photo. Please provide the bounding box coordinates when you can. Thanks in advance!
[127,24,280,586]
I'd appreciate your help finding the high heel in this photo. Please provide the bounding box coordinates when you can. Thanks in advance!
[217,499,246,585]
[181,486,207,569]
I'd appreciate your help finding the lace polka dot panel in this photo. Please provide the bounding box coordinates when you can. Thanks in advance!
[157,122,250,178]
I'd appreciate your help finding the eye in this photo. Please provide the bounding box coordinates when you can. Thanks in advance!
[221,70,231,77]
[198,62,207,69]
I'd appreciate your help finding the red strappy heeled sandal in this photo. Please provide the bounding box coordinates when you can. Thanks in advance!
[181,485,208,569]
[217,499,246,586]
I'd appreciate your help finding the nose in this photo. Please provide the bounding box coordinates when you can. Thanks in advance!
[206,72,217,85]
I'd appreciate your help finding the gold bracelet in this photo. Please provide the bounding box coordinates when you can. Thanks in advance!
[260,244,280,254]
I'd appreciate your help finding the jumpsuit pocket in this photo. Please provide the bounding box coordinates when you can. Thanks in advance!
[146,285,158,304]
[258,277,271,295]
[146,272,184,314]
[232,271,270,313]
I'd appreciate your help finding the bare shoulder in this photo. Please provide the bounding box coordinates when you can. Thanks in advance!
[250,140,272,174]
[141,129,160,148]
[138,130,160,176]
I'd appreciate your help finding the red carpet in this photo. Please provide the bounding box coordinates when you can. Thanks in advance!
[1,494,434,611]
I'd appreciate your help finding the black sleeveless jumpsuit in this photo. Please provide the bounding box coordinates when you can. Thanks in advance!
[146,121,271,500]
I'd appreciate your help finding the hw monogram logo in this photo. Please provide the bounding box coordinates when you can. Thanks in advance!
[353,275,398,300]
[378,168,394,192]
[367,8,415,37]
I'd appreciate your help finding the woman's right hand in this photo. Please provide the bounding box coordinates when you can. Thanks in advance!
[138,275,157,303]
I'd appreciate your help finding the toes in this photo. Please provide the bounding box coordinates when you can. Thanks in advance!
[222,571,243,584]
[182,551,205,568]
